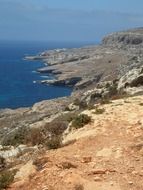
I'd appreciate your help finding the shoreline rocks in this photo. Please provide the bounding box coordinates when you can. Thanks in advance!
[1,27,143,150]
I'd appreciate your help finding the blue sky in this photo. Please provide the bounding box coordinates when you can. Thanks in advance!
[0,0,143,42]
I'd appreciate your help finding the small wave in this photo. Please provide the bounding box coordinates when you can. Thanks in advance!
[40,75,49,79]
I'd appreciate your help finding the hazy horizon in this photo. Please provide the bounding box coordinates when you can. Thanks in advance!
[1,0,143,42]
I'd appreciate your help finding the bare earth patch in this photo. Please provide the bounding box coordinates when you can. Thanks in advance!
[9,95,143,190]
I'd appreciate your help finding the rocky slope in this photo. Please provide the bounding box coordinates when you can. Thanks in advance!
[27,46,127,90]
[26,28,143,91]
[9,95,143,190]
[1,27,143,190]
[102,27,143,46]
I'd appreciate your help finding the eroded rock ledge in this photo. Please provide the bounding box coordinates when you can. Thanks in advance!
[26,28,143,92]
[27,45,127,90]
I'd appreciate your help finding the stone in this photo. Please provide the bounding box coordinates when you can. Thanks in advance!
[128,181,133,185]
[118,67,143,90]
[94,176,102,181]
[89,169,107,175]
[82,156,92,163]
[58,161,77,169]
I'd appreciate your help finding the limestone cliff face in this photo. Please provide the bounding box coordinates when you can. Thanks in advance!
[102,28,143,46]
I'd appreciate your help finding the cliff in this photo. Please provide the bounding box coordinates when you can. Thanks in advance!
[0,28,143,190]
[25,28,143,92]
[9,95,143,190]
[102,27,143,46]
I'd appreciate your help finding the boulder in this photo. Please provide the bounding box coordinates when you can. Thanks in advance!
[0,145,38,159]
[118,67,143,89]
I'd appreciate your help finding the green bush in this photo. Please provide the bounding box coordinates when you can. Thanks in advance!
[94,108,105,114]
[1,127,45,147]
[0,170,15,190]
[1,127,29,146]
[45,135,62,150]
[71,114,91,129]
[45,121,67,136]
[73,98,87,109]
[44,122,67,149]
[100,98,112,105]
[53,112,78,123]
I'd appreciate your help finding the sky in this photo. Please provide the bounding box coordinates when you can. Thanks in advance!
[0,0,143,42]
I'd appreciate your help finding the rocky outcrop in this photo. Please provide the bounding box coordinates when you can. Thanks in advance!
[118,67,143,89]
[25,28,143,92]
[102,28,143,46]
[30,47,127,91]
[41,77,82,87]
[0,145,38,159]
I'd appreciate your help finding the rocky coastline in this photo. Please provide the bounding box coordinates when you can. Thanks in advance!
[25,28,143,93]
[1,27,143,139]
[1,28,143,189]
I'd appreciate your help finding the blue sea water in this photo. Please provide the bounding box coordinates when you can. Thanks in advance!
[0,41,90,109]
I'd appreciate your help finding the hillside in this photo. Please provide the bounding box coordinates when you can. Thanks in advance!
[0,28,143,190]
[102,27,143,45]
[9,95,143,190]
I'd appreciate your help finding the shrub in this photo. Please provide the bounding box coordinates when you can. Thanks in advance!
[0,157,6,172]
[2,127,45,147]
[25,128,44,146]
[74,184,84,190]
[94,107,105,114]
[100,98,112,105]
[87,104,95,110]
[45,135,62,149]
[73,98,87,109]
[71,114,91,129]
[53,112,78,123]
[0,170,15,190]
[1,127,29,146]
[1,120,68,148]
[108,83,118,97]
[45,121,67,136]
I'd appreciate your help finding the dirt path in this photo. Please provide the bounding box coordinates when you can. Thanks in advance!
[10,96,143,190]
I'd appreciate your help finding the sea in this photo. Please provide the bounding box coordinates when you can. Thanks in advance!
[0,41,92,109]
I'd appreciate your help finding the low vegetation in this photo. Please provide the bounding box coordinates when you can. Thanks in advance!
[1,127,29,146]
[44,121,67,149]
[1,121,68,150]
[71,114,91,129]
[74,184,84,190]
[100,98,112,105]
[73,98,88,109]
[45,135,62,149]
[0,170,16,190]
[44,121,67,136]
[93,107,105,114]
[0,156,6,172]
